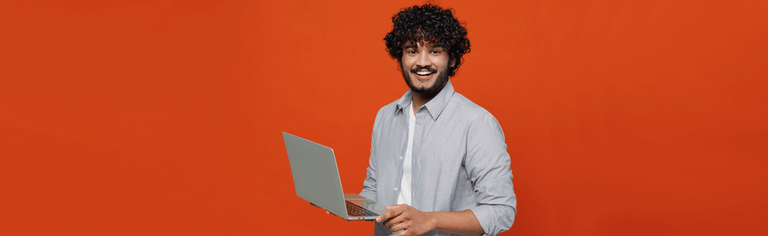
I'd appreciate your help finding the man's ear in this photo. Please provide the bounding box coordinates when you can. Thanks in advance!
[450,58,457,68]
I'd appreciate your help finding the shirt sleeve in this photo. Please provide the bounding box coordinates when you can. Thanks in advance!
[465,113,517,236]
[360,145,377,200]
[360,108,383,200]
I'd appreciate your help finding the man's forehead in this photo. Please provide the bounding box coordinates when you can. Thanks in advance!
[403,40,444,48]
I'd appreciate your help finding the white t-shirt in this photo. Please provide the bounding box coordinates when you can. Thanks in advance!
[396,102,415,205]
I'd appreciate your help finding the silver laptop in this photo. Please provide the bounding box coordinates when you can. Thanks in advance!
[282,132,387,220]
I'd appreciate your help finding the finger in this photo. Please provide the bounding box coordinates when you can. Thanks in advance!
[382,211,405,228]
[383,213,407,228]
[388,220,409,233]
[384,204,403,212]
[377,205,402,222]
[392,229,412,236]
[376,211,390,223]
[382,204,411,225]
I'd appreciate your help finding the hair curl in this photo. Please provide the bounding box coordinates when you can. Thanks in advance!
[384,4,471,77]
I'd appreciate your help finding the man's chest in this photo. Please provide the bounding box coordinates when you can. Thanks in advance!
[374,116,470,180]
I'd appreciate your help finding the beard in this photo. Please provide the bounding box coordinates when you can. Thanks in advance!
[401,64,450,95]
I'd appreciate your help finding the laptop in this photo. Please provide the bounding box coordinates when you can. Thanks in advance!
[282,132,387,220]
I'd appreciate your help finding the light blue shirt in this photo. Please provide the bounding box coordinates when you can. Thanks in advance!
[360,80,517,236]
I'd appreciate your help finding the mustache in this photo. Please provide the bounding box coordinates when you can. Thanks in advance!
[410,66,438,74]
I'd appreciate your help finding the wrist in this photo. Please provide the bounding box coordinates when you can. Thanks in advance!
[427,212,440,232]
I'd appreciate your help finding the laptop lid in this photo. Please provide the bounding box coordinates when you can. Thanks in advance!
[282,132,350,219]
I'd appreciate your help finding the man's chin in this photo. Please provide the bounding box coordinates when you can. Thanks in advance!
[412,85,439,94]
[402,69,449,95]
[414,83,434,90]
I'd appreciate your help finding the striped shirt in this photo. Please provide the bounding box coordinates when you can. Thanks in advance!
[360,80,517,236]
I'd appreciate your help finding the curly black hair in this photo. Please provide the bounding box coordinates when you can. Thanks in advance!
[384,4,471,77]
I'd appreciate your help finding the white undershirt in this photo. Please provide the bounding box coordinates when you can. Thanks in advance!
[397,102,415,205]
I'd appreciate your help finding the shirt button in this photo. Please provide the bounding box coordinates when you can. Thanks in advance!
[399,156,403,160]
[394,187,398,191]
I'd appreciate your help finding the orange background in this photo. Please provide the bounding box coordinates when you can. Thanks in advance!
[1,0,767,235]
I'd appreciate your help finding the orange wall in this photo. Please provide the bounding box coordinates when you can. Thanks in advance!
[1,0,766,235]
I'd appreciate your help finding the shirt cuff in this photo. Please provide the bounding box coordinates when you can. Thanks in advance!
[469,204,515,236]
[470,205,493,235]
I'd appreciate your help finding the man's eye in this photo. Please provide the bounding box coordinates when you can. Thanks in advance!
[432,50,443,54]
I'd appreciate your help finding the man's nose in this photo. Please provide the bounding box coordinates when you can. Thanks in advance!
[416,51,429,66]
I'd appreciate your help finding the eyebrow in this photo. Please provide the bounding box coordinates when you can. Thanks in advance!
[403,44,445,49]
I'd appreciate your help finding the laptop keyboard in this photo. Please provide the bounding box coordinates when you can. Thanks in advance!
[346,201,378,216]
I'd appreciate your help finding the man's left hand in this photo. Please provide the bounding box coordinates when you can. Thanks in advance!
[377,204,437,236]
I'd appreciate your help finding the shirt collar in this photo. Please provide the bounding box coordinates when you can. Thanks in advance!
[394,80,455,121]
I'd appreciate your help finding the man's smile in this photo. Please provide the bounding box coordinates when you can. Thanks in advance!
[411,67,437,77]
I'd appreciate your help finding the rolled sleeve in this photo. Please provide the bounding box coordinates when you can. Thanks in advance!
[465,114,517,235]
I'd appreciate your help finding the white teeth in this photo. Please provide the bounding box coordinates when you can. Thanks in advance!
[417,71,431,76]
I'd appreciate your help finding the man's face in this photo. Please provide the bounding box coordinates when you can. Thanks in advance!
[400,41,451,94]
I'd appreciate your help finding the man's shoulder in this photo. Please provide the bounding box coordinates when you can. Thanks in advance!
[373,89,410,118]
[371,99,402,127]
[449,92,506,140]
[374,99,400,117]
[448,92,496,120]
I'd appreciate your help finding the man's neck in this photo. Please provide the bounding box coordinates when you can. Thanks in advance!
[411,88,440,114]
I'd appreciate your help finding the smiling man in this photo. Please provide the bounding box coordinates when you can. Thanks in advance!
[357,4,517,236]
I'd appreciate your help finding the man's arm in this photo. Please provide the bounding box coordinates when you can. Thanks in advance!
[377,205,483,236]
[359,150,377,199]
[464,113,517,235]
[360,110,382,200]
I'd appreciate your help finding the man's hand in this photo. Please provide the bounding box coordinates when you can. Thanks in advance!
[376,204,437,236]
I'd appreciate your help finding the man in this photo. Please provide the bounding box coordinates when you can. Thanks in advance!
[358,4,517,236]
